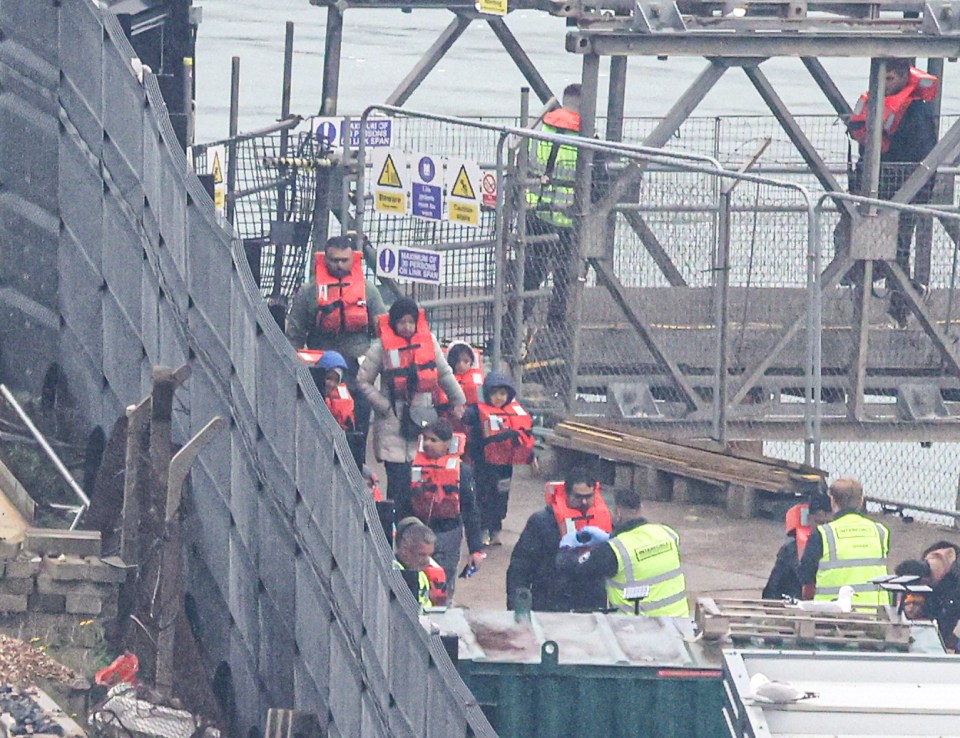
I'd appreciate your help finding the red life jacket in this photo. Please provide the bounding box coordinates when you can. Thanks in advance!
[423,557,448,607]
[849,67,938,153]
[410,433,466,522]
[784,503,813,560]
[543,107,581,134]
[544,482,613,537]
[478,400,535,465]
[435,368,485,406]
[325,384,356,432]
[296,349,325,365]
[314,251,369,334]
[378,310,439,398]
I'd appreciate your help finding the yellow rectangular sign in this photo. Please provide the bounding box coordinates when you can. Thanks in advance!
[449,200,479,225]
[476,0,507,16]
[376,191,406,214]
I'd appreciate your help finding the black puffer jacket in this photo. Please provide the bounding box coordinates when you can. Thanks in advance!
[506,506,607,612]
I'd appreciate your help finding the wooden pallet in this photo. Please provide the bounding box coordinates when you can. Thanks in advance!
[696,597,911,651]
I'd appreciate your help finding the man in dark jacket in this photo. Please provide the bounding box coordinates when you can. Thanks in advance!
[843,58,939,326]
[505,467,607,612]
[919,541,960,651]
[762,493,832,600]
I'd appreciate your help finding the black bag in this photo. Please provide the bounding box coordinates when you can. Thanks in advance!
[400,404,438,441]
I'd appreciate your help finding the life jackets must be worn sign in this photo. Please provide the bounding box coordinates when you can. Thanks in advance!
[445,158,482,226]
[371,149,407,215]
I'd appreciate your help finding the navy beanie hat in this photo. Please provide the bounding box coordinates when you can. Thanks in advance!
[388,298,419,331]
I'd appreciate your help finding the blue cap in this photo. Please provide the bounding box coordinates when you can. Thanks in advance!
[317,350,348,372]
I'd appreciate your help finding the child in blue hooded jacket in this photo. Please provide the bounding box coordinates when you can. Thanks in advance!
[464,371,535,546]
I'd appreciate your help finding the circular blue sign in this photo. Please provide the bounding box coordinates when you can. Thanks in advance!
[316,121,338,146]
[379,248,397,273]
[418,156,435,183]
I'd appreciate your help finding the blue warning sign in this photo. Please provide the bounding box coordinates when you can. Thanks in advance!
[418,156,436,183]
[376,244,443,284]
[412,183,442,220]
[378,247,397,274]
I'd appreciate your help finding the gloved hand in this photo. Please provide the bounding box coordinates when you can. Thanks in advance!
[577,526,610,545]
[559,526,610,549]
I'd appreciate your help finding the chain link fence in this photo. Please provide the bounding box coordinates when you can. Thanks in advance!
[195,109,960,522]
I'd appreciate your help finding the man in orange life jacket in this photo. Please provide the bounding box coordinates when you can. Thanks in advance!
[286,235,387,463]
[843,58,938,326]
[506,467,610,611]
[464,371,535,546]
[762,493,832,600]
[398,418,485,599]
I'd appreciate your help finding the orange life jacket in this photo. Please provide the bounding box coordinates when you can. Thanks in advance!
[314,251,369,334]
[423,557,448,607]
[478,400,535,465]
[410,433,466,522]
[784,503,813,560]
[296,349,325,365]
[378,310,439,398]
[435,368,485,406]
[325,384,356,432]
[544,482,613,537]
[849,67,938,153]
[543,107,581,134]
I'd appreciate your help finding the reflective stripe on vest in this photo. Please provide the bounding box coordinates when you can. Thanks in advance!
[314,251,368,334]
[815,514,890,606]
[394,562,432,609]
[606,524,689,617]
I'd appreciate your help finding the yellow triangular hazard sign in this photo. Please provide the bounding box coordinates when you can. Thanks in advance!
[451,165,476,200]
[211,152,224,184]
[377,154,403,188]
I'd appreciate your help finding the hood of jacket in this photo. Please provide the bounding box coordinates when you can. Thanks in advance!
[445,339,479,370]
[482,371,517,405]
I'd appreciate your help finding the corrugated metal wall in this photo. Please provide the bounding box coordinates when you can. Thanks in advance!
[0,1,495,735]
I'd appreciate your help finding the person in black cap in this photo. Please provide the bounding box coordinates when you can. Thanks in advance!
[357,297,465,499]
[286,235,387,463]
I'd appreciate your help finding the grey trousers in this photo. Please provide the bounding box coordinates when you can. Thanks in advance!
[432,524,464,602]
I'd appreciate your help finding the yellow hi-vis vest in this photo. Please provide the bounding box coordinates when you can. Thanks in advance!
[815,513,890,606]
[526,113,580,228]
[606,523,690,617]
[394,561,432,609]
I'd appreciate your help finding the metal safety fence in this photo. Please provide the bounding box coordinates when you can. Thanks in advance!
[347,105,960,524]
[2,2,496,737]
[184,102,960,524]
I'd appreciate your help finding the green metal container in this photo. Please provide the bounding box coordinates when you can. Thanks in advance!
[432,610,725,738]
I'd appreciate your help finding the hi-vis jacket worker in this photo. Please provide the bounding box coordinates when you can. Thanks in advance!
[799,477,890,607]
[393,517,437,610]
[556,486,689,617]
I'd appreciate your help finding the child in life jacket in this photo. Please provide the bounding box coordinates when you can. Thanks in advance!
[464,371,535,547]
[313,351,364,467]
[400,418,484,600]
[434,341,485,435]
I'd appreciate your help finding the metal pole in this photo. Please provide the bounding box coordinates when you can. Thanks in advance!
[492,136,507,373]
[862,57,886,207]
[182,57,194,147]
[712,191,731,446]
[0,384,90,521]
[807,203,822,467]
[320,5,343,115]
[511,87,531,375]
[566,53,600,412]
[271,22,295,314]
[226,57,240,225]
[342,115,354,236]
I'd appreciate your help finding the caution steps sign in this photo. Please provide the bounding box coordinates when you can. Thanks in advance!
[450,165,477,200]
[372,149,408,215]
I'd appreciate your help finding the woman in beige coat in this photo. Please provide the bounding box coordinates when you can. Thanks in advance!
[357,298,465,499]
